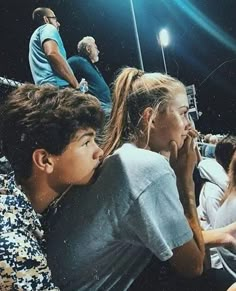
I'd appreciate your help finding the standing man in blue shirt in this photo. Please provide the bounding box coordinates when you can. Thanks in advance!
[29,7,79,88]
[68,36,112,117]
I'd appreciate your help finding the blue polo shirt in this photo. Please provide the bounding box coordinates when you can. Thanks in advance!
[29,24,70,87]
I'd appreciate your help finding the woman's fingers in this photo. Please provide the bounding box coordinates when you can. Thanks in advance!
[188,128,199,139]
[169,140,178,166]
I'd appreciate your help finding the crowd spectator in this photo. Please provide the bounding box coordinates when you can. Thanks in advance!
[68,36,112,117]
[29,7,79,88]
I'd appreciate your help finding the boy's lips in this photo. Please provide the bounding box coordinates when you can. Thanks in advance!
[90,162,103,183]
[94,161,102,169]
[93,162,103,174]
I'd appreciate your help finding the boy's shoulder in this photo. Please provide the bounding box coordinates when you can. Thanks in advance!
[0,174,42,236]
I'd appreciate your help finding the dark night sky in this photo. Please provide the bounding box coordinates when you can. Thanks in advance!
[0,0,236,134]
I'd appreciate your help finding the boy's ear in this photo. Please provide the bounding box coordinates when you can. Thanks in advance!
[143,107,156,127]
[32,149,54,174]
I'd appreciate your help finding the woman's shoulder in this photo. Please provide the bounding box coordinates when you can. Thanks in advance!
[116,143,169,161]
[111,143,173,179]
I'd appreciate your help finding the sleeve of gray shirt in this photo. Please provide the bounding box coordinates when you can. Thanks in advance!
[120,171,193,262]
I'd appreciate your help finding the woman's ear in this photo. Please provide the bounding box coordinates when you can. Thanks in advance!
[143,107,156,127]
[32,149,54,174]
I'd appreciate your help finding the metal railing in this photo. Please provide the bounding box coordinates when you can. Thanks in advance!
[0,76,23,88]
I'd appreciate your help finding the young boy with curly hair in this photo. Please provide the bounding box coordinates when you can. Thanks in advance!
[0,84,104,290]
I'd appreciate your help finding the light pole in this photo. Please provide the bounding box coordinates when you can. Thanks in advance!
[130,0,144,71]
[158,29,170,74]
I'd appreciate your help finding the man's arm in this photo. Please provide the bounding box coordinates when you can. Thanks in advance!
[43,39,79,88]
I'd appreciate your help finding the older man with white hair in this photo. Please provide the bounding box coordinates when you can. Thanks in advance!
[68,36,112,117]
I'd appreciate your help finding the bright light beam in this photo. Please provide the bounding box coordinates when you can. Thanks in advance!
[175,0,236,53]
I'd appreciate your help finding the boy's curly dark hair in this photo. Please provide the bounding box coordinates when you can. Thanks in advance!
[0,84,104,181]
